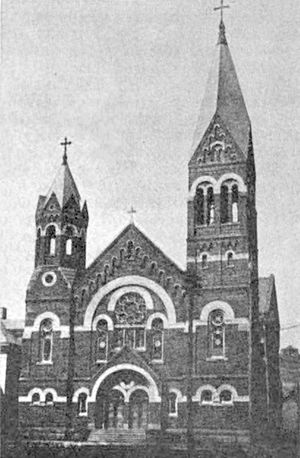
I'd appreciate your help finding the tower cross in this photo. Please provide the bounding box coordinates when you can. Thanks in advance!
[214,0,230,22]
[127,206,137,224]
[60,137,72,165]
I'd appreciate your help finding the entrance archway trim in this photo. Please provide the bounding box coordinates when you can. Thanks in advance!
[90,363,161,402]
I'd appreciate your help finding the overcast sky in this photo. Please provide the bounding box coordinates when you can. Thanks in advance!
[0,0,299,349]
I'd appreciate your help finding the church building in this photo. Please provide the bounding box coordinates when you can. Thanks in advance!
[18,16,281,448]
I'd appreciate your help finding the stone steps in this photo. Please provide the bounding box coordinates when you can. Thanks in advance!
[88,428,146,444]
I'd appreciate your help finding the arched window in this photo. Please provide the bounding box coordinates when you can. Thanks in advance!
[96,320,108,362]
[227,252,234,267]
[208,309,225,358]
[168,392,177,416]
[46,226,56,256]
[32,392,40,405]
[65,226,74,255]
[45,392,53,405]
[151,318,164,361]
[194,186,204,226]
[207,187,215,225]
[78,393,88,415]
[220,185,229,223]
[36,228,41,261]
[232,184,239,223]
[39,319,53,362]
[201,254,208,269]
[113,292,146,351]
[220,390,232,404]
[201,390,213,404]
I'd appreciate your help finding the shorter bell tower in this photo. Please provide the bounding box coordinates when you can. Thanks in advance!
[34,138,88,272]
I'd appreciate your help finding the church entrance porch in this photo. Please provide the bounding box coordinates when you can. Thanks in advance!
[90,368,158,444]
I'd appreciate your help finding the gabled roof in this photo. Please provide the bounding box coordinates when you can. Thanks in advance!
[44,160,80,209]
[86,222,184,277]
[191,21,251,157]
[0,320,21,346]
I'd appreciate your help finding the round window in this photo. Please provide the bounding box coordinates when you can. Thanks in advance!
[42,271,57,287]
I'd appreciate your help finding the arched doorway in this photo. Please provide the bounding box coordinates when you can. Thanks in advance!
[128,389,149,429]
[94,369,152,432]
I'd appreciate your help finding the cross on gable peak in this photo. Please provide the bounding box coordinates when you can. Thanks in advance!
[127,206,137,224]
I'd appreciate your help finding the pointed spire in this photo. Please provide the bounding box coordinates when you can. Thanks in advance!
[190,15,251,157]
[218,20,227,45]
[43,141,81,209]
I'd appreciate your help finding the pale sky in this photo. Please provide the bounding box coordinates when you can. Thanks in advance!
[0,0,299,349]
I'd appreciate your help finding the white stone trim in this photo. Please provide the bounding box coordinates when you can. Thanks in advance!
[0,354,7,393]
[72,387,90,403]
[92,314,114,331]
[215,173,247,194]
[41,271,57,287]
[193,384,217,403]
[146,313,168,330]
[23,312,69,339]
[90,363,161,402]
[170,388,186,403]
[187,252,249,264]
[200,301,235,323]
[19,387,66,403]
[108,286,154,312]
[188,173,246,200]
[62,224,80,236]
[83,276,176,330]
[42,222,61,236]
[188,176,218,200]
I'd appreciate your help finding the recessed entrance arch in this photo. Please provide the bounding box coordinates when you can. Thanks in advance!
[92,365,160,432]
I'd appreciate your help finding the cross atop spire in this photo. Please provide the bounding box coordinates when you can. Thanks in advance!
[127,206,137,224]
[60,137,72,165]
[213,0,230,23]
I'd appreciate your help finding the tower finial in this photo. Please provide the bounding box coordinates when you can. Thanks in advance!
[214,0,230,44]
[60,137,72,165]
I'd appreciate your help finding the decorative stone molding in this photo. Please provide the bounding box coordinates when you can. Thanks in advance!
[23,311,69,339]
[90,363,161,403]
[188,172,246,200]
[19,387,66,403]
[83,276,176,330]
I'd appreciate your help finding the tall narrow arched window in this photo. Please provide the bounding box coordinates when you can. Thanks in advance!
[227,252,234,267]
[96,320,108,362]
[208,309,225,358]
[39,319,53,362]
[168,392,177,416]
[220,185,229,223]
[207,187,215,225]
[78,393,88,415]
[201,254,208,269]
[46,226,56,256]
[65,226,74,255]
[36,228,41,259]
[232,184,239,223]
[194,186,204,226]
[151,318,164,361]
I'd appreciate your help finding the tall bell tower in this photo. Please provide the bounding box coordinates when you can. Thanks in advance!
[187,17,263,437]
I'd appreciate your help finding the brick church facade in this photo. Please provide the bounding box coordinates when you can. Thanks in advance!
[18,19,281,446]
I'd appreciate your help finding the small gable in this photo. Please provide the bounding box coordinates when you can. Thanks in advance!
[189,114,245,167]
